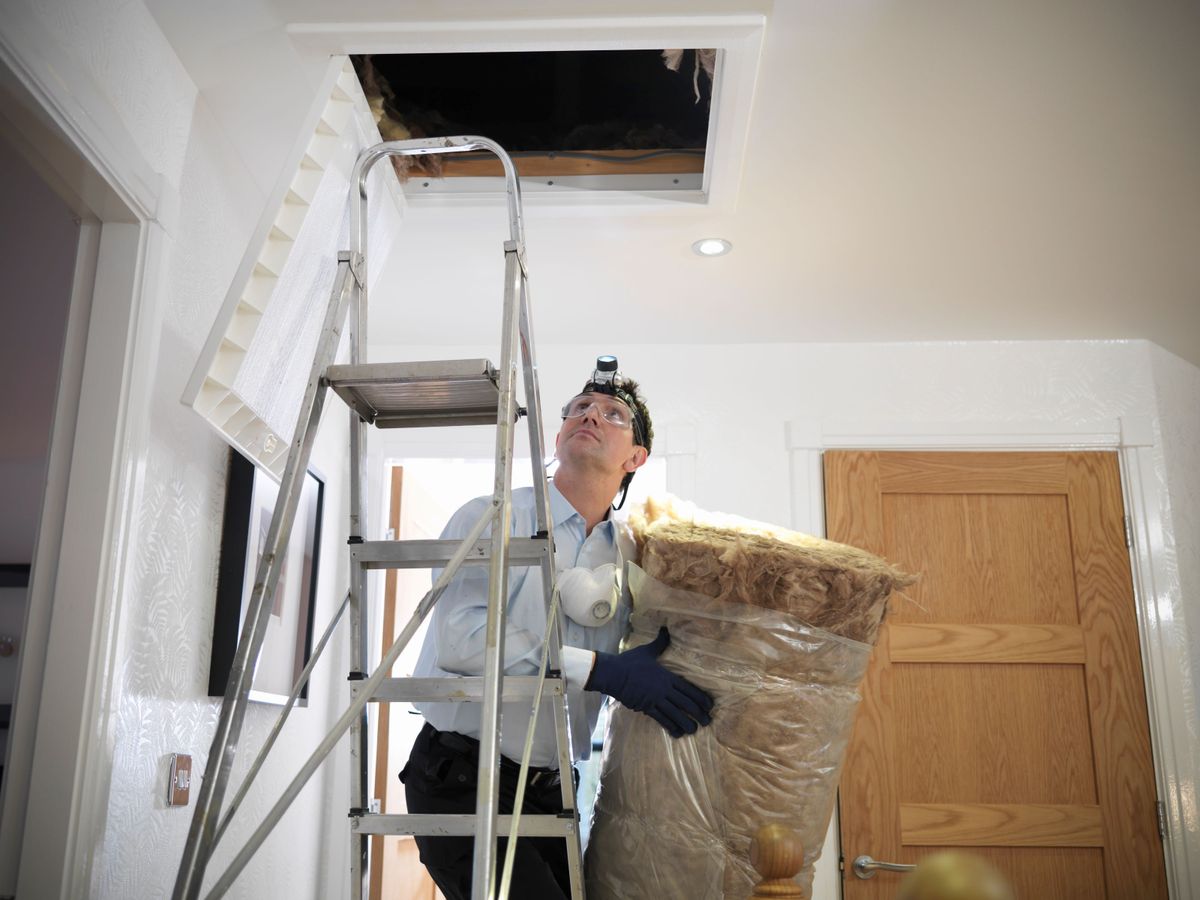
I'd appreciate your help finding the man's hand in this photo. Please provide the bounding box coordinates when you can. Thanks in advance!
[585,626,714,738]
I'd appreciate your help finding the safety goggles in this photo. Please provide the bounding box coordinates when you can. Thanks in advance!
[561,394,634,429]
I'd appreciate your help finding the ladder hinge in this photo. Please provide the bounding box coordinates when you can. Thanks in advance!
[533,530,548,539]
[517,406,528,418]
[547,669,562,679]
[1157,800,1168,839]
[348,807,369,818]
[348,535,364,545]
[347,670,367,681]
[338,250,365,287]
[503,240,528,273]
[557,809,577,819]
[1124,515,1133,548]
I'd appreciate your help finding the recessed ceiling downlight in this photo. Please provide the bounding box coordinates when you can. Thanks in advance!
[692,238,732,257]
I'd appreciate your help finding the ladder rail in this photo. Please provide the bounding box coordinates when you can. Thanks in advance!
[513,252,578,782]
[518,261,553,541]
[516,268,585,896]
[203,503,497,900]
[348,179,372,900]
[470,245,524,900]
[212,591,351,850]
[497,224,586,900]
[350,136,526,263]
[498,592,561,900]
[172,256,360,900]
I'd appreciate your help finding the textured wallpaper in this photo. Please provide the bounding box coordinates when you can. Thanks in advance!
[90,379,351,900]
[59,6,359,896]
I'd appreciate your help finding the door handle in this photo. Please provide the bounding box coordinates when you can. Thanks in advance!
[852,855,917,880]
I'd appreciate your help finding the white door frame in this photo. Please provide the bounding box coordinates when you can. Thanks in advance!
[0,13,169,897]
[785,415,1195,900]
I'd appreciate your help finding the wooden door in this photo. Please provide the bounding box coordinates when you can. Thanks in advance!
[826,451,1167,900]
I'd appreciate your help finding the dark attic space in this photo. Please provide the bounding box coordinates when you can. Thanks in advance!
[351,49,715,181]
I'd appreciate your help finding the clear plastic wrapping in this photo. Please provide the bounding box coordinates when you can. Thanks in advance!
[585,564,874,899]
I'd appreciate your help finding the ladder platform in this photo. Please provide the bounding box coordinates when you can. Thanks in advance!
[363,675,564,704]
[325,359,500,428]
[351,537,550,569]
[351,813,576,838]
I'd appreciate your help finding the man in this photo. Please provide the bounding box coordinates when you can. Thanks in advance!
[401,357,714,900]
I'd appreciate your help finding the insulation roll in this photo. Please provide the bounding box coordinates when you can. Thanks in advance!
[586,497,912,899]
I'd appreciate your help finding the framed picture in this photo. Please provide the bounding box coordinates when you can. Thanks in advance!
[210,450,324,705]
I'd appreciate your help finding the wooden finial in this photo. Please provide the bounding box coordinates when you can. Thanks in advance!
[749,824,806,899]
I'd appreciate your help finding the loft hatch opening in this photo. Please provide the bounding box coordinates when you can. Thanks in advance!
[351,49,715,194]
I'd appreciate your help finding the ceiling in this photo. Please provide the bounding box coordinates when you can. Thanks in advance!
[146,0,1200,366]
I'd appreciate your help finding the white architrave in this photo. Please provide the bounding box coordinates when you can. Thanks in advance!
[785,416,1194,900]
[0,8,166,898]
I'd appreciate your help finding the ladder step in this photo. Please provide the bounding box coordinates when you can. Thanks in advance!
[325,359,501,427]
[351,813,576,838]
[363,675,564,704]
[351,537,550,570]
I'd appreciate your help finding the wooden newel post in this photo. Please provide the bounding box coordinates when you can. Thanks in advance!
[749,824,806,899]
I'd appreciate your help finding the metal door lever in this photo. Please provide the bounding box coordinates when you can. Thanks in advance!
[853,855,917,879]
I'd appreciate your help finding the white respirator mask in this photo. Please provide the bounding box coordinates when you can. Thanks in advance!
[557,562,621,627]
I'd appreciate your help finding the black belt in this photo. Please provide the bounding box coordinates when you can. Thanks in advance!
[421,722,562,790]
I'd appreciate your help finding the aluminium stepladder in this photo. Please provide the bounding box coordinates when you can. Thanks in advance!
[172,136,586,900]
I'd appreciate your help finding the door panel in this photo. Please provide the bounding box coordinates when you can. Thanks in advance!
[882,493,1078,624]
[893,664,1097,804]
[828,451,1166,900]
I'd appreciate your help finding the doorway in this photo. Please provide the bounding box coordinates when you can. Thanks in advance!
[0,134,78,795]
[0,51,150,897]
[826,450,1166,899]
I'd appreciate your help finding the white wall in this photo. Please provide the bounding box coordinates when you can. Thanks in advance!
[374,339,1165,519]
[2,1,358,897]
[1147,345,1200,738]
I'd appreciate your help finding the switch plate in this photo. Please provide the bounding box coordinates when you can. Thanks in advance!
[168,754,192,806]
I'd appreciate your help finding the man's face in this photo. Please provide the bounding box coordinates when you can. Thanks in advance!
[555,392,646,477]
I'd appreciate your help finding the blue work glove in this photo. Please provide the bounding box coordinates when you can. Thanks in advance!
[585,626,714,738]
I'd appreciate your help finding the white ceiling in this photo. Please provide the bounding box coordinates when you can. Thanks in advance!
[148,0,1200,366]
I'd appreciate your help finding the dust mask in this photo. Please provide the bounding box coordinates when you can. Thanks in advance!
[558,562,621,627]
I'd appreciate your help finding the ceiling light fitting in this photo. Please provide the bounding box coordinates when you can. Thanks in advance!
[692,238,732,257]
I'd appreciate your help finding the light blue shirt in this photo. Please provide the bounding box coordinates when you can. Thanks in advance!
[413,480,631,768]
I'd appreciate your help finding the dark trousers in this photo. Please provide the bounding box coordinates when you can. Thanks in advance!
[401,722,572,900]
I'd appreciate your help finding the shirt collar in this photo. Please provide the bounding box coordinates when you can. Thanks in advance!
[548,480,615,541]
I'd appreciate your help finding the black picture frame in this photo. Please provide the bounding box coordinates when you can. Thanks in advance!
[209,450,324,706]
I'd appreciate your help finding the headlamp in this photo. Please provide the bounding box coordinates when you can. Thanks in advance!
[590,355,619,390]
[576,354,651,511]
[582,355,643,445]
